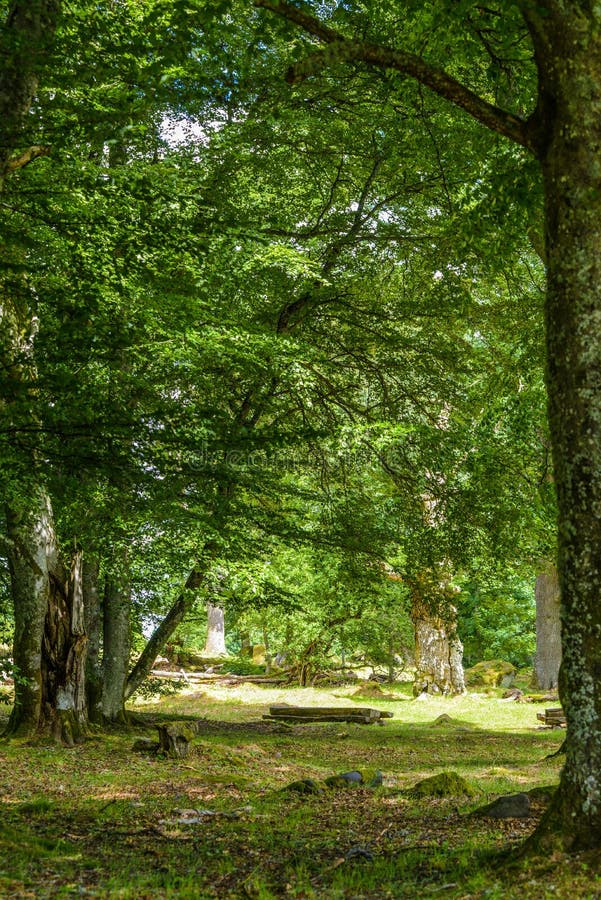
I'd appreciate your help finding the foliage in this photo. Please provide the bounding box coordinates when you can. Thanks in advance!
[458,576,536,669]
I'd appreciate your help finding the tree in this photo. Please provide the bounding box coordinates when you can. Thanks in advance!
[254,0,601,851]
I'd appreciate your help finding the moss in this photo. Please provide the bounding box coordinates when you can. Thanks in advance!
[465,660,516,687]
[408,771,476,797]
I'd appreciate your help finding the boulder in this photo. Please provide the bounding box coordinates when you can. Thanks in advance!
[465,660,516,688]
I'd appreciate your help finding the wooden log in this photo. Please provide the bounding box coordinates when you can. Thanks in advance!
[263,714,377,724]
[268,705,393,724]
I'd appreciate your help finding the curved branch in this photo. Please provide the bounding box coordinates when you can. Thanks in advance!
[254,0,534,152]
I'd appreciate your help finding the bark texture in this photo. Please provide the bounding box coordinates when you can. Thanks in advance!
[102,565,131,723]
[203,602,228,657]
[83,557,103,724]
[532,565,561,691]
[412,607,466,697]
[525,4,601,851]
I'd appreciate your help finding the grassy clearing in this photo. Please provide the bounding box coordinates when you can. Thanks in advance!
[0,683,597,898]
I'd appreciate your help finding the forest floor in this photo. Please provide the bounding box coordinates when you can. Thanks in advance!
[0,679,598,899]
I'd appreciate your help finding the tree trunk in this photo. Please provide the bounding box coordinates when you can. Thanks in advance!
[124,566,205,700]
[410,578,465,697]
[531,565,561,691]
[5,493,55,736]
[41,549,88,745]
[102,564,131,723]
[83,556,103,724]
[203,602,228,657]
[412,609,466,697]
[528,6,601,850]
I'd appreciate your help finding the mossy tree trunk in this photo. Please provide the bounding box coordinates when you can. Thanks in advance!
[410,576,465,697]
[525,5,601,851]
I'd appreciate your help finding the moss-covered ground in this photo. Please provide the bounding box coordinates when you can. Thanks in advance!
[0,681,597,898]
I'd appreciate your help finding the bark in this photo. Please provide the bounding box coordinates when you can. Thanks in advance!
[203,602,228,657]
[532,565,561,691]
[101,563,131,723]
[83,556,103,724]
[528,7,601,851]
[412,607,466,697]
[124,566,205,701]
[41,549,87,744]
[5,493,55,735]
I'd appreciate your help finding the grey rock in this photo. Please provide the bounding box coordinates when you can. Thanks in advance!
[475,793,531,818]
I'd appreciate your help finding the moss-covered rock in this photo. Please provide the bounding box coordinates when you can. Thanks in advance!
[465,660,516,688]
[324,769,383,789]
[408,771,476,797]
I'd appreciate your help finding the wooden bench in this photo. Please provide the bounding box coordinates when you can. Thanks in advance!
[536,707,566,728]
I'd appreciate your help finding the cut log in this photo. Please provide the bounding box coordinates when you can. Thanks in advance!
[267,705,393,725]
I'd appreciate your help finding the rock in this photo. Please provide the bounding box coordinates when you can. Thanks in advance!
[465,660,516,688]
[284,778,323,795]
[324,769,383,789]
[433,714,455,726]
[474,793,531,818]
[501,688,523,701]
[345,845,374,862]
[409,771,475,797]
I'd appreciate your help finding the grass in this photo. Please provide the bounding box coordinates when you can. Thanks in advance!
[0,682,597,898]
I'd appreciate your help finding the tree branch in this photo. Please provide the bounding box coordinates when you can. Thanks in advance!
[7,145,50,172]
[254,0,534,152]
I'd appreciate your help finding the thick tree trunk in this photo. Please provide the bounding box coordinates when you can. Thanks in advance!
[102,565,131,723]
[532,565,561,691]
[412,607,465,696]
[83,556,103,724]
[5,494,55,735]
[203,602,228,657]
[41,549,88,744]
[410,575,465,697]
[528,7,601,851]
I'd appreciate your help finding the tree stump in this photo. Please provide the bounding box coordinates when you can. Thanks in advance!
[157,722,197,758]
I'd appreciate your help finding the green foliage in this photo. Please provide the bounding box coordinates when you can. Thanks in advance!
[458,577,536,668]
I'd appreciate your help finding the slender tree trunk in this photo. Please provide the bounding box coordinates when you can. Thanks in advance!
[101,562,131,723]
[124,566,205,700]
[203,602,228,657]
[83,556,103,724]
[527,6,601,850]
[531,564,561,691]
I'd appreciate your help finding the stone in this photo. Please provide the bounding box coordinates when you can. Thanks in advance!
[465,660,516,688]
[409,771,475,797]
[474,793,531,818]
[284,778,323,795]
